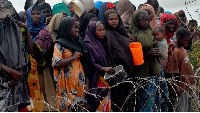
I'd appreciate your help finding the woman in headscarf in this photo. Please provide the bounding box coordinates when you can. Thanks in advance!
[52,16,90,111]
[116,0,135,30]
[0,16,30,112]
[84,21,113,112]
[160,13,179,44]
[129,9,169,112]
[98,2,109,23]
[103,9,135,111]
[26,4,46,40]
[80,13,98,39]
[39,2,52,24]
[141,4,158,30]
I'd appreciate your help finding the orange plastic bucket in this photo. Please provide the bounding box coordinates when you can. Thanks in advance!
[129,42,144,65]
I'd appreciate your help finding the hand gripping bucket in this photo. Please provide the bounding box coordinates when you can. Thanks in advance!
[129,42,144,65]
[104,65,128,86]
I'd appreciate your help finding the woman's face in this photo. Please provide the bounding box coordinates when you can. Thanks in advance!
[139,18,149,29]
[166,19,177,33]
[42,8,52,20]
[108,14,119,29]
[31,10,41,25]
[138,10,149,29]
[145,9,154,22]
[70,21,80,38]
[96,23,105,39]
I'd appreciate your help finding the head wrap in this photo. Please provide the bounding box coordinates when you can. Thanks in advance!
[98,2,109,23]
[39,2,51,10]
[160,13,179,44]
[95,1,103,10]
[141,4,158,30]
[0,0,14,18]
[107,3,115,9]
[26,4,46,39]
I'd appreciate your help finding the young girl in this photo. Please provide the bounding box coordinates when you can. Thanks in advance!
[162,27,195,112]
[84,21,114,112]
[52,16,90,111]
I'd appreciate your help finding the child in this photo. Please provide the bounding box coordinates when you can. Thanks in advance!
[52,17,90,111]
[154,26,168,63]
[84,21,114,112]
[162,27,195,112]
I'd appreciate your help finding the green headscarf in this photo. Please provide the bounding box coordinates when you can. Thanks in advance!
[129,9,161,77]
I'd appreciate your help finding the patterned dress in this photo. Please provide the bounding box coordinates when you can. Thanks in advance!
[52,43,85,111]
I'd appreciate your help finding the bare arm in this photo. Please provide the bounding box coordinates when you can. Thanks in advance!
[15,20,34,54]
[54,51,82,68]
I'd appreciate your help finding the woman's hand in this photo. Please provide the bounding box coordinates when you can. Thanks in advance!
[72,51,82,59]
[9,69,23,82]
[8,79,18,88]
[146,47,160,56]
[101,67,115,75]
[15,20,28,29]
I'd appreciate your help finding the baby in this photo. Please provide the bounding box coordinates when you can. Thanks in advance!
[154,26,168,63]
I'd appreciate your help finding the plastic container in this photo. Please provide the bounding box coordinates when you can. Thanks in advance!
[129,42,144,65]
[52,3,71,16]
[71,0,85,17]
[62,0,72,6]
[83,0,95,12]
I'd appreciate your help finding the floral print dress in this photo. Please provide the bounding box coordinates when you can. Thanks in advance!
[52,43,85,111]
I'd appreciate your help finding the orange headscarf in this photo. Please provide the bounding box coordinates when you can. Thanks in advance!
[141,4,158,30]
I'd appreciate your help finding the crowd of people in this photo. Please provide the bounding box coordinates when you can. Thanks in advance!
[0,0,198,112]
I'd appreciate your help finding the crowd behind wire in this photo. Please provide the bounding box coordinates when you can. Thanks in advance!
[0,0,199,112]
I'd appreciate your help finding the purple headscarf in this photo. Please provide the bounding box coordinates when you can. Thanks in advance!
[84,21,109,68]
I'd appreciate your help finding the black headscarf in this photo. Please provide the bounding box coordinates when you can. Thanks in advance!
[103,9,130,38]
[80,13,97,38]
[56,16,91,77]
[39,2,51,10]
[103,9,134,76]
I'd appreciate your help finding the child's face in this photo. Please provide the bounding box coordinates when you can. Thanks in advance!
[70,21,80,38]
[166,19,177,33]
[108,14,119,29]
[154,29,164,41]
[178,36,191,48]
[96,23,105,39]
